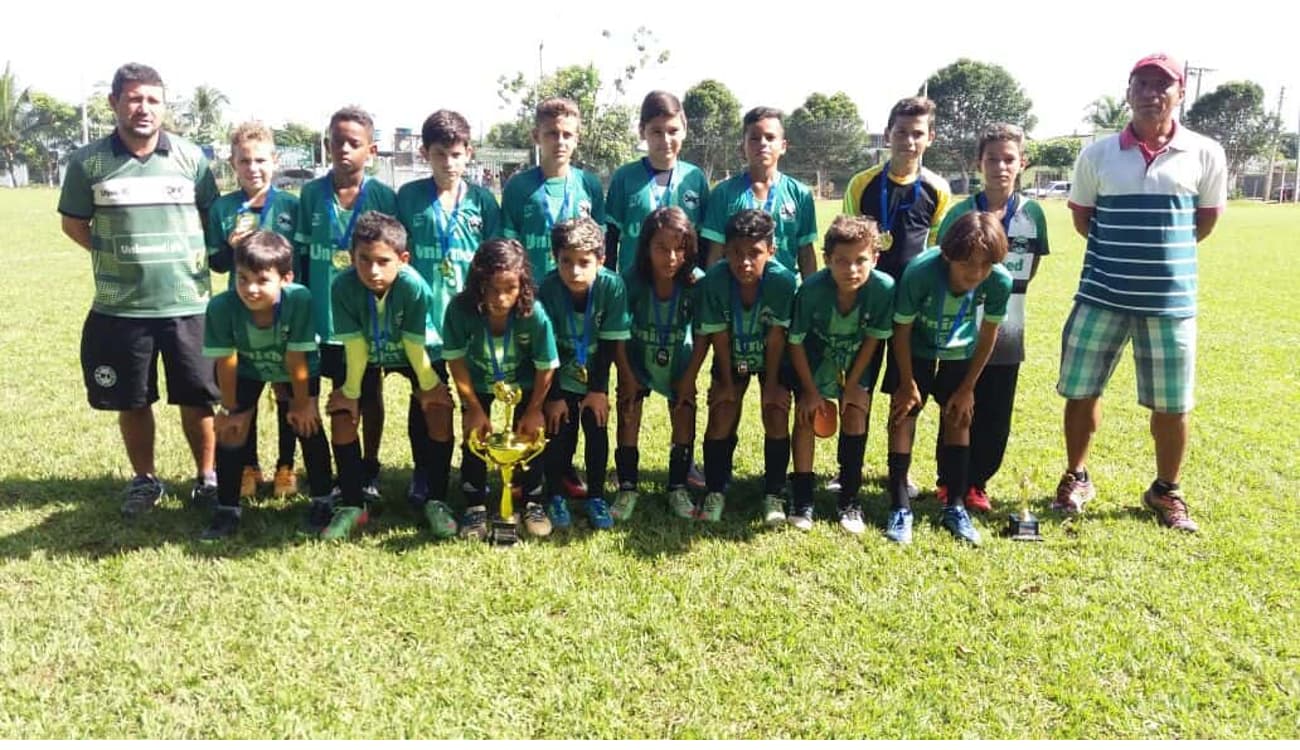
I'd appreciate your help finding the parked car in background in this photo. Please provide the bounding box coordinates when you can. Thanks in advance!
[272,167,322,190]
[1026,181,1071,199]
[1273,184,1295,201]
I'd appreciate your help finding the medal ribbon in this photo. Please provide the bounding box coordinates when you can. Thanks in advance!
[328,178,370,250]
[238,187,278,228]
[485,314,514,384]
[368,291,390,358]
[730,270,767,362]
[643,158,675,209]
[535,171,573,232]
[431,180,465,266]
[934,264,975,350]
[744,171,779,215]
[651,283,681,353]
[568,287,595,369]
[975,191,1019,237]
[878,162,921,236]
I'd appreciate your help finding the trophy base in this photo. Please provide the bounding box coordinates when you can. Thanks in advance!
[490,518,519,547]
[1005,513,1044,542]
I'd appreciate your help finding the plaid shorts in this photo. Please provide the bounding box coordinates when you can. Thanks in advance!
[1057,301,1197,413]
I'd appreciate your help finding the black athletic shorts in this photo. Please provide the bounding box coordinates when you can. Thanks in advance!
[81,311,219,410]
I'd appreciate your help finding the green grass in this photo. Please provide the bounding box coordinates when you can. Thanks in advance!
[1,188,1297,738]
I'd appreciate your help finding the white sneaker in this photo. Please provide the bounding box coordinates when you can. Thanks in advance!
[762,494,786,527]
[839,506,866,535]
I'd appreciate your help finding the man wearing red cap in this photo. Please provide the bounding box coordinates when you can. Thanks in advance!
[1054,52,1227,532]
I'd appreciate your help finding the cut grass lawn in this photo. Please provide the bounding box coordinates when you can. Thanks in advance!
[0,189,1296,738]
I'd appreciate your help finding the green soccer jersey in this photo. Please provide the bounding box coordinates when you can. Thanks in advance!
[788,269,895,398]
[441,297,559,396]
[698,261,798,375]
[294,174,398,343]
[699,171,817,274]
[936,195,1050,366]
[207,187,301,290]
[332,265,438,367]
[894,249,1013,361]
[623,267,705,399]
[203,283,319,382]
[58,131,219,318]
[537,268,631,395]
[605,158,709,275]
[396,177,501,332]
[500,166,606,278]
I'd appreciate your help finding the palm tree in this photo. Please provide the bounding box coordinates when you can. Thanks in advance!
[1085,95,1129,133]
[184,84,229,144]
[0,61,33,187]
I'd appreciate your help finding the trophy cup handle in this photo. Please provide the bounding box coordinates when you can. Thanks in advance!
[467,430,489,462]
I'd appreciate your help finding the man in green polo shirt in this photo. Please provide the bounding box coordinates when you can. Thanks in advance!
[58,62,221,518]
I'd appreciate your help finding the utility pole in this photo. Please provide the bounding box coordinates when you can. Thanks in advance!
[1179,62,1217,120]
[1263,87,1285,202]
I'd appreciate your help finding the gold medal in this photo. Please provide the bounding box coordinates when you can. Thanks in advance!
[575,364,589,383]
[234,212,259,235]
[492,379,520,406]
[441,257,455,279]
[331,249,353,270]
[880,231,894,251]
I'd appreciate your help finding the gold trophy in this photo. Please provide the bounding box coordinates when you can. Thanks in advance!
[1005,473,1044,542]
[467,380,547,546]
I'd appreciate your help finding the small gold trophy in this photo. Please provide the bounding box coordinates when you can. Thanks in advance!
[467,380,547,546]
[1005,473,1044,542]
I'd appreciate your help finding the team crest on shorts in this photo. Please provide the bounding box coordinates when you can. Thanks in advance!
[93,365,117,388]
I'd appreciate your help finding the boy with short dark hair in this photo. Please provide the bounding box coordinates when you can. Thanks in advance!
[787,216,894,534]
[696,209,799,523]
[885,212,1012,546]
[207,121,303,500]
[537,217,631,532]
[295,106,398,502]
[321,212,454,540]
[500,98,605,279]
[699,107,818,277]
[395,109,501,520]
[201,231,333,540]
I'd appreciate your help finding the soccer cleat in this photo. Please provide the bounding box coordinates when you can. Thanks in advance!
[361,478,382,504]
[1143,486,1199,533]
[301,496,335,536]
[699,492,725,523]
[611,489,639,522]
[523,502,553,537]
[561,466,588,499]
[459,505,489,541]
[320,505,369,541]
[825,474,843,493]
[942,505,981,546]
[240,466,262,498]
[120,476,165,518]
[546,495,572,530]
[838,505,866,535]
[885,508,914,544]
[189,481,219,511]
[762,494,787,527]
[200,505,241,542]
[585,497,614,530]
[966,486,992,514]
[788,503,814,531]
[1053,472,1095,515]
[668,488,696,520]
[424,500,458,539]
[935,484,950,505]
[272,466,298,498]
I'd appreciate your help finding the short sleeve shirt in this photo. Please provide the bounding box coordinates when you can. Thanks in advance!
[842,164,951,281]
[202,283,318,382]
[58,131,220,318]
[500,166,606,278]
[623,267,705,398]
[537,267,631,394]
[605,158,709,274]
[894,249,1013,361]
[396,177,501,333]
[294,175,398,342]
[331,265,438,367]
[788,268,895,397]
[441,297,559,396]
[937,195,1050,365]
[207,188,300,290]
[699,172,817,273]
[698,261,798,374]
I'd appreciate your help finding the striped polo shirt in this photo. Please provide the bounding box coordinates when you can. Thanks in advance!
[1068,122,1227,318]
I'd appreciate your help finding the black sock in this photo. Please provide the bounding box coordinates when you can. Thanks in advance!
[299,430,333,498]
[461,443,487,507]
[361,456,380,484]
[791,471,815,509]
[703,439,729,493]
[839,433,867,507]
[888,452,912,510]
[216,444,245,508]
[334,441,364,506]
[275,400,296,469]
[835,433,847,480]
[725,434,739,486]
[1152,478,1179,494]
[941,444,971,509]
[763,437,791,496]
[428,439,454,504]
[581,408,609,496]
[1072,468,1090,483]
[615,446,639,489]
[407,395,431,476]
[668,443,691,490]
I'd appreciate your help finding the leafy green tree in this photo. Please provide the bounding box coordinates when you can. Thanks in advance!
[179,84,229,145]
[1085,95,1129,132]
[1025,137,1082,170]
[0,61,32,186]
[920,59,1037,182]
[1185,81,1278,183]
[680,79,741,182]
[18,91,81,183]
[273,122,324,165]
[785,91,868,195]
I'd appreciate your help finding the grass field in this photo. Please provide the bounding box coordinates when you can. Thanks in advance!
[0,188,1296,738]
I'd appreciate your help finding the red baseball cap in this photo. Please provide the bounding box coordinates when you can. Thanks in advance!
[1131,53,1185,85]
